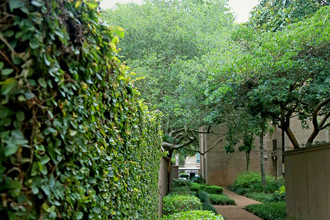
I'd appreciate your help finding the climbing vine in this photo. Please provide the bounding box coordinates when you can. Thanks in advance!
[0,0,162,219]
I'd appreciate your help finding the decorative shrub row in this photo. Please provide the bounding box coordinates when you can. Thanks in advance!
[198,190,218,214]
[172,178,191,187]
[162,195,202,215]
[245,202,286,220]
[169,186,195,196]
[162,210,224,220]
[191,182,204,191]
[201,185,223,194]
[209,194,236,205]
[0,0,162,219]
[245,192,275,203]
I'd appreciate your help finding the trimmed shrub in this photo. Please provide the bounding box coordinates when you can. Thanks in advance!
[198,190,217,214]
[163,195,202,215]
[172,178,191,187]
[0,0,162,219]
[192,176,205,184]
[245,202,286,220]
[162,210,224,220]
[191,182,204,191]
[170,186,193,195]
[245,192,274,203]
[209,194,236,205]
[201,185,223,194]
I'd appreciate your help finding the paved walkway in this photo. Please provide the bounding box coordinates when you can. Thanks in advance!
[214,188,262,220]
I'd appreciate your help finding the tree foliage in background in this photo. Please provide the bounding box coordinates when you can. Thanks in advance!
[249,0,329,32]
[208,6,330,150]
[0,0,162,219]
[103,0,235,157]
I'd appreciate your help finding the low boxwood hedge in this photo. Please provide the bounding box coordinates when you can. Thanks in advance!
[198,190,217,214]
[172,179,191,187]
[162,210,224,220]
[209,194,236,205]
[191,182,204,191]
[245,192,275,203]
[245,202,286,220]
[163,194,202,215]
[201,185,223,194]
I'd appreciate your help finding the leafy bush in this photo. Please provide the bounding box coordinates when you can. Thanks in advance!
[162,210,224,220]
[201,185,223,194]
[172,178,191,187]
[192,176,205,184]
[163,195,202,215]
[191,182,204,191]
[245,202,286,220]
[209,194,236,205]
[245,192,275,203]
[273,185,286,202]
[170,186,193,195]
[198,190,217,214]
[231,172,284,194]
[0,0,162,219]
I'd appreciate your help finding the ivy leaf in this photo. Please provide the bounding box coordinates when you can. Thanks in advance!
[1,78,17,95]
[40,156,50,165]
[16,111,25,122]
[5,144,19,157]
[38,78,47,88]
[9,0,25,12]
[1,68,14,76]
[76,212,83,220]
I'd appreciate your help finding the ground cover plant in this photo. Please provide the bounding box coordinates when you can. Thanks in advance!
[198,190,218,214]
[0,0,162,219]
[162,210,224,220]
[162,194,202,215]
[209,194,236,205]
[245,202,286,220]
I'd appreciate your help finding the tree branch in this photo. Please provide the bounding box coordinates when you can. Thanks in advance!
[183,139,223,156]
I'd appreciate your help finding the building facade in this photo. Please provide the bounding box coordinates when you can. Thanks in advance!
[199,118,330,186]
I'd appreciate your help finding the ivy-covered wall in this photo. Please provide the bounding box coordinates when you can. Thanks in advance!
[0,0,162,219]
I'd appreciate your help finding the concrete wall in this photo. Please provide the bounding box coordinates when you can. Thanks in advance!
[284,143,330,220]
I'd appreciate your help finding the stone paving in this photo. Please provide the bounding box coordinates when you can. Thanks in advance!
[214,188,262,220]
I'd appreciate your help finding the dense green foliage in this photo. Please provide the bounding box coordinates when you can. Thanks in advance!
[162,194,202,215]
[198,190,217,214]
[172,179,191,187]
[162,210,224,220]
[209,194,236,205]
[245,202,286,220]
[103,0,236,156]
[249,0,329,32]
[245,192,277,203]
[0,0,162,219]
[200,185,223,194]
[230,172,284,195]
[191,182,204,191]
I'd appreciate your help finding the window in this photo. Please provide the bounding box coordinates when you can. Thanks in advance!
[196,153,200,164]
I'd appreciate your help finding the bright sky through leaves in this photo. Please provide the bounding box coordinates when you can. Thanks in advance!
[100,0,259,23]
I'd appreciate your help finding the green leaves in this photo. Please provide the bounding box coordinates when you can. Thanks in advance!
[1,0,162,219]
[1,78,17,95]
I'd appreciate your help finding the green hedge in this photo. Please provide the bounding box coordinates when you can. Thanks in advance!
[245,192,275,203]
[0,0,162,219]
[198,190,217,214]
[163,195,202,215]
[209,194,236,205]
[245,202,286,220]
[162,210,224,220]
[172,179,191,187]
[191,182,204,191]
[201,185,223,194]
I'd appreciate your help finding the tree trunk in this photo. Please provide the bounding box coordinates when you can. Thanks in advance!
[245,150,251,172]
[259,128,266,189]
